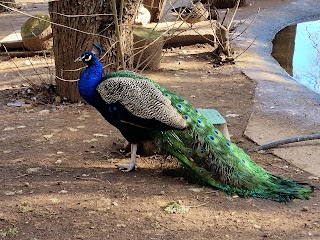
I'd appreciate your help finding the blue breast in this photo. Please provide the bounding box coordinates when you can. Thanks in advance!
[78,57,104,106]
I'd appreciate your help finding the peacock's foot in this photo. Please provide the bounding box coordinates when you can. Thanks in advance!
[118,143,138,172]
[117,163,138,172]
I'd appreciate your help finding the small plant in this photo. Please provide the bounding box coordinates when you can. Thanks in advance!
[18,201,34,213]
[0,227,18,238]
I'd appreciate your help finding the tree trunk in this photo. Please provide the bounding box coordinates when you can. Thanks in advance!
[49,0,138,102]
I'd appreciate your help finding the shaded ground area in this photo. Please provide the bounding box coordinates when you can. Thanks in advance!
[0,0,319,239]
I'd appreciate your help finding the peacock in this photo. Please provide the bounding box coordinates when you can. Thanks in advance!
[75,46,314,202]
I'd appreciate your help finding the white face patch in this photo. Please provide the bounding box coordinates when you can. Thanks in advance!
[84,54,92,62]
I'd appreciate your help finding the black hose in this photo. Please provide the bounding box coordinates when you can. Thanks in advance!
[249,133,320,152]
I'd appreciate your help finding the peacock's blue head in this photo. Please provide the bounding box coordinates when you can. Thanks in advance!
[75,51,97,66]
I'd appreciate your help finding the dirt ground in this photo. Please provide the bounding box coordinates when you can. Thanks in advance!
[0,1,319,239]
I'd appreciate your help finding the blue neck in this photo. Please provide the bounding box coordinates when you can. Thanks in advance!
[78,56,104,105]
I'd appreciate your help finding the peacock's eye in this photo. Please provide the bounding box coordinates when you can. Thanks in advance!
[84,54,92,62]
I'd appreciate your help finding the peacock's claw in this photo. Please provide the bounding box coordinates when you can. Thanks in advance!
[118,163,138,172]
[117,143,138,172]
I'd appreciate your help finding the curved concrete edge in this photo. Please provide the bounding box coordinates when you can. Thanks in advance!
[235,0,320,177]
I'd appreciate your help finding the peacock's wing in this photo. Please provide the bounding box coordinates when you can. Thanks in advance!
[96,75,187,130]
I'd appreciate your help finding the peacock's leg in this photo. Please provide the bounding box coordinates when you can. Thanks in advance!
[118,143,138,172]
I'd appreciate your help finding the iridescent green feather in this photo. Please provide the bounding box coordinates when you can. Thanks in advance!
[106,70,313,202]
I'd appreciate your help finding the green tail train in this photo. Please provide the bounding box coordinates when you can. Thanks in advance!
[107,70,314,202]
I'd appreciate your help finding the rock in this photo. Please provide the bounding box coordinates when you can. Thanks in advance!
[112,202,119,206]
[253,224,261,229]
[38,109,50,115]
[176,200,183,205]
[4,191,15,196]
[116,223,126,228]
[26,167,41,174]
[43,134,54,140]
[55,160,62,164]
[23,182,30,187]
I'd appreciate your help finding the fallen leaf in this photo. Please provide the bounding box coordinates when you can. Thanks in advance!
[3,127,15,131]
[66,127,78,132]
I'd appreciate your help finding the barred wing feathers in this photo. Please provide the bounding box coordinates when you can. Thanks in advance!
[96,76,187,130]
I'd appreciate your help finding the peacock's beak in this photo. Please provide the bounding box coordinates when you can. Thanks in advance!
[74,56,84,62]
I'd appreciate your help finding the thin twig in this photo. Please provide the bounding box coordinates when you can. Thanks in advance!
[187,202,209,208]
[221,8,229,26]
[233,36,257,59]
[14,174,28,179]
[230,8,260,41]
[227,0,241,30]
